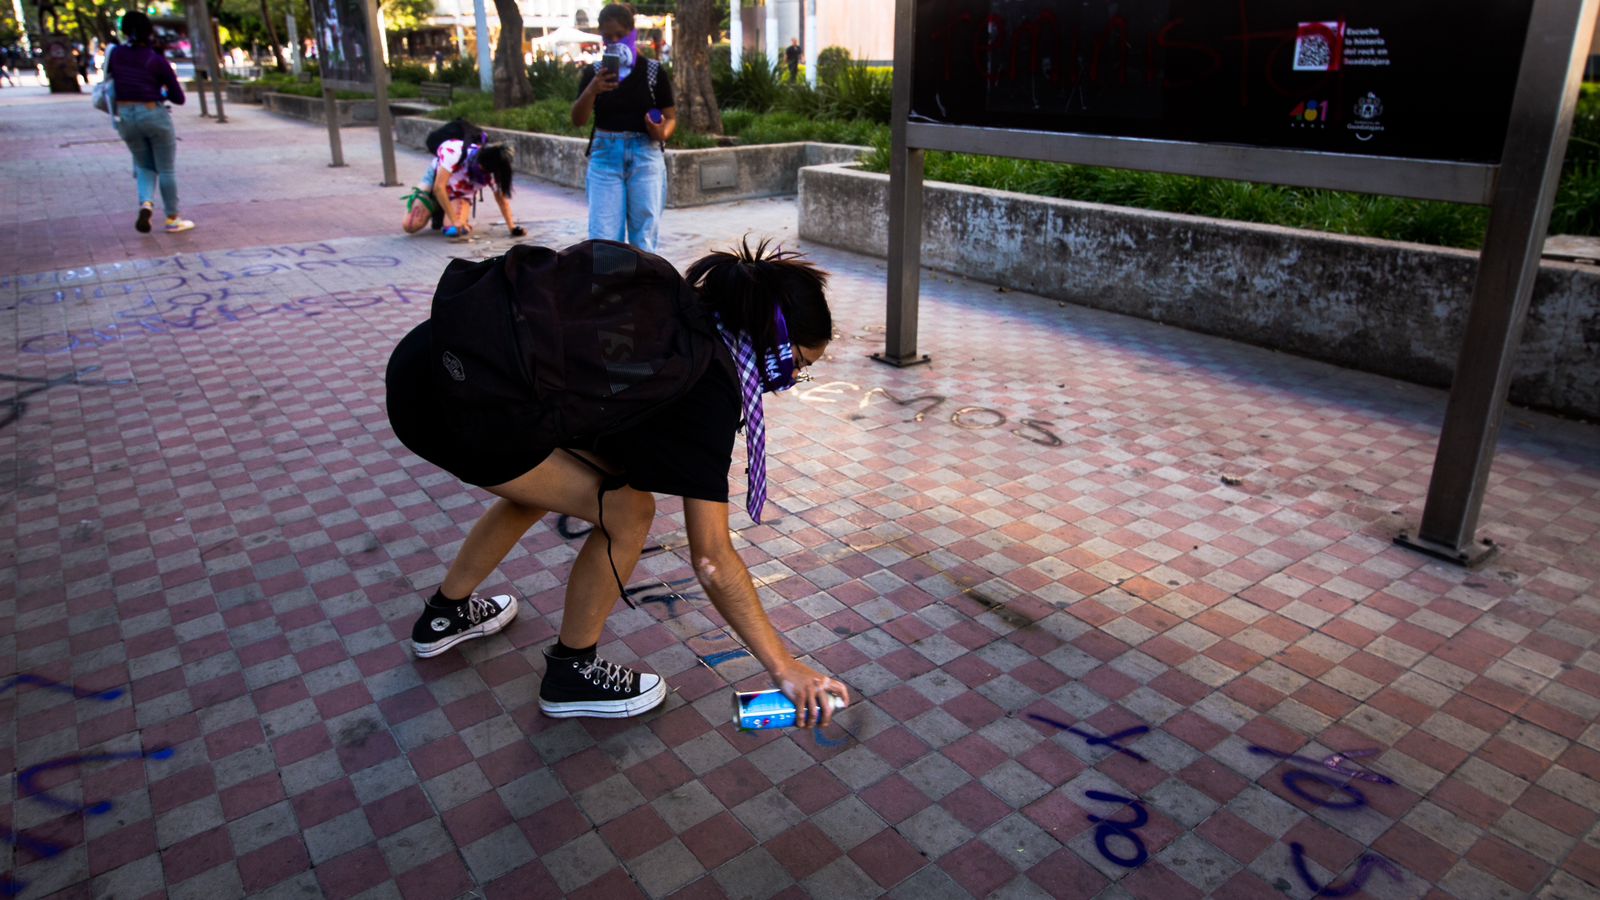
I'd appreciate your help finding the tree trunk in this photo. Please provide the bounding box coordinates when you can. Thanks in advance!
[490,0,531,108]
[674,0,723,135]
[259,0,286,71]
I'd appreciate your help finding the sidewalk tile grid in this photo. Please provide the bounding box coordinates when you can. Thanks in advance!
[0,86,1598,899]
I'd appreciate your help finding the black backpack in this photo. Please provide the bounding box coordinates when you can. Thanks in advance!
[426,240,718,446]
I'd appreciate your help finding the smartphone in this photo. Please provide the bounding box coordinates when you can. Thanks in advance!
[602,48,621,75]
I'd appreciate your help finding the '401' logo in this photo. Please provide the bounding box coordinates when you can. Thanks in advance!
[1289,100,1328,127]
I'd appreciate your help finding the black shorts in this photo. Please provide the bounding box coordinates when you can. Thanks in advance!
[385,321,553,487]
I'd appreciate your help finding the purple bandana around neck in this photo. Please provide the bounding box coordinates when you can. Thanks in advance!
[714,314,769,524]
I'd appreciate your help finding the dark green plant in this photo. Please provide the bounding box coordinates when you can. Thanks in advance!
[774,81,828,118]
[388,60,430,84]
[527,55,581,102]
[438,54,479,87]
[816,46,851,85]
[726,51,782,112]
[822,62,891,122]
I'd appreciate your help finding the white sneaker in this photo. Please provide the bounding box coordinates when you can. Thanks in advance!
[164,216,195,233]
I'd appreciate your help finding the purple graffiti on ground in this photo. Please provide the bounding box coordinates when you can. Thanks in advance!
[18,281,428,355]
[0,674,123,701]
[1028,706,1404,889]
[1026,713,1151,763]
[2,676,171,896]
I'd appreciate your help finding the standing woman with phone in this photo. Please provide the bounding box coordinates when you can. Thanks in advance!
[570,3,676,253]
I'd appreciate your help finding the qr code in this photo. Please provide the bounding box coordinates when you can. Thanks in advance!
[1295,35,1331,70]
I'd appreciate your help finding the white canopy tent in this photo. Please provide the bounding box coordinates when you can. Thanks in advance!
[533,25,602,47]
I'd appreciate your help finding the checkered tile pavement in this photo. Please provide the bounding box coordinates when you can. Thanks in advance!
[3,90,1599,900]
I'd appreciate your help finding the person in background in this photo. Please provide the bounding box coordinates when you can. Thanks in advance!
[107,11,194,233]
[402,134,523,240]
[786,36,801,81]
[570,2,675,254]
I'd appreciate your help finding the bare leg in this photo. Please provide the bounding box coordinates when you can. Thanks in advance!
[471,452,656,646]
[439,498,546,598]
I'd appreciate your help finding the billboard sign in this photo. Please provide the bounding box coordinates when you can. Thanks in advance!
[310,0,376,89]
[911,0,1533,164]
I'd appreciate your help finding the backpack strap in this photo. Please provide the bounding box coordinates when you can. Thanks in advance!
[647,60,664,152]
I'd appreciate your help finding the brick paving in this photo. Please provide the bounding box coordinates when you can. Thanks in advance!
[2,86,1599,899]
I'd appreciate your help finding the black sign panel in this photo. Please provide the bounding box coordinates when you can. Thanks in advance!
[311,0,375,88]
[911,1,1533,164]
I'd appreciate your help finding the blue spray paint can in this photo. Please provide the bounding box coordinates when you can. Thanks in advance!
[733,689,843,730]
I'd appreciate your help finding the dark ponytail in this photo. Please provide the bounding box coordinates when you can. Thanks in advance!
[686,237,832,353]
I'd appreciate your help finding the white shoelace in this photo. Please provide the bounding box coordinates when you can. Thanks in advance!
[464,596,499,624]
[577,657,634,692]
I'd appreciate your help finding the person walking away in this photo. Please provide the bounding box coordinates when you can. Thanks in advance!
[570,3,676,254]
[384,237,849,723]
[786,37,801,81]
[108,11,193,233]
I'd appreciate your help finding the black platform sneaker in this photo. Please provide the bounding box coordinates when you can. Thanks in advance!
[410,593,518,658]
[538,647,667,718]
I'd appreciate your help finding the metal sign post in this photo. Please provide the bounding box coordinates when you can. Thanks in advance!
[204,14,227,122]
[884,0,1595,564]
[364,0,399,186]
[311,0,395,180]
[1400,0,1597,565]
[877,0,929,368]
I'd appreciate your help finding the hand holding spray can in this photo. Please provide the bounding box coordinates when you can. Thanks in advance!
[734,689,845,730]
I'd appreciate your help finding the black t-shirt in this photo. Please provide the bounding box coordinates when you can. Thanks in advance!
[578,60,674,134]
[590,354,740,502]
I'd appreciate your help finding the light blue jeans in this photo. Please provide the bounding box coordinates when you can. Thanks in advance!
[115,105,180,217]
[587,131,666,254]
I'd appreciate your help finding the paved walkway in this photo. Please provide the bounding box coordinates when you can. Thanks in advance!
[2,86,1599,900]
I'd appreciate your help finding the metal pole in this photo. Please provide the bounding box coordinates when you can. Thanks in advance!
[473,0,492,92]
[729,0,741,71]
[205,14,227,122]
[323,86,346,166]
[803,0,816,88]
[1400,0,1598,565]
[875,0,929,368]
[365,0,398,185]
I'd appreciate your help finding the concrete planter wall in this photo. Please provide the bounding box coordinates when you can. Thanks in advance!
[225,82,266,104]
[263,91,374,126]
[261,93,430,126]
[799,163,1600,420]
[393,116,865,209]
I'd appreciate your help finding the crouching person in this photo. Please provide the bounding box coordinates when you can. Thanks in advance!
[384,238,848,724]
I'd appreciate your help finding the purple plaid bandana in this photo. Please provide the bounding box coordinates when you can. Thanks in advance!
[715,318,768,523]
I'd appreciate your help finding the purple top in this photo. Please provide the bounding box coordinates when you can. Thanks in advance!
[107,44,185,105]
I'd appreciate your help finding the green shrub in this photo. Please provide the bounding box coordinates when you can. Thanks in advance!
[438,54,479,87]
[727,51,782,112]
[816,46,851,85]
[822,63,891,122]
[389,60,430,84]
[527,55,581,102]
[774,81,828,118]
